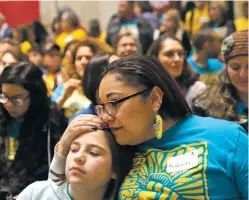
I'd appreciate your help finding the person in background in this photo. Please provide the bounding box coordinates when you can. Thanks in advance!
[27,46,46,73]
[12,25,36,55]
[29,20,48,47]
[88,19,106,43]
[184,1,209,37]
[192,30,248,132]
[51,40,99,118]
[56,11,87,52]
[155,9,192,56]
[235,1,248,31]
[0,62,67,195]
[147,35,199,96]
[49,55,247,199]
[106,1,153,54]
[114,33,139,57]
[0,49,24,74]
[134,1,159,31]
[0,38,20,59]
[69,53,119,123]
[0,12,12,40]
[187,29,224,75]
[202,2,235,39]
[43,44,63,97]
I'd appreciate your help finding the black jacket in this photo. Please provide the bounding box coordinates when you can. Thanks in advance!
[0,102,67,195]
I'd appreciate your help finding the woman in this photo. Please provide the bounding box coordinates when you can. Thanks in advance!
[192,30,248,132]
[154,9,191,56]
[201,2,235,39]
[69,53,119,122]
[114,33,140,57]
[51,40,99,118]
[18,128,120,200]
[0,62,67,195]
[50,55,247,199]
[134,1,159,31]
[56,11,87,52]
[147,35,199,96]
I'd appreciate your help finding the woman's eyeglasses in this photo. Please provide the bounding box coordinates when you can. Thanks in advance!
[0,93,29,107]
[95,88,151,117]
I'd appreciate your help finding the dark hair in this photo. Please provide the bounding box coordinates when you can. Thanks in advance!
[193,29,218,52]
[102,128,121,200]
[14,25,29,43]
[0,62,49,136]
[88,19,101,38]
[147,35,199,90]
[135,1,153,13]
[0,62,67,194]
[83,54,111,105]
[30,20,48,45]
[102,55,192,120]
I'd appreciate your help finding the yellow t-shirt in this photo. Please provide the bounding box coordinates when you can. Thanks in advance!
[56,28,87,52]
[185,5,210,36]
[235,17,248,31]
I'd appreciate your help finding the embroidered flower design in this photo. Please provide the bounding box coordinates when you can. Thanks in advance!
[221,36,234,55]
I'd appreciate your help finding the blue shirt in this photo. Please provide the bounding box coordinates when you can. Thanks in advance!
[120,115,248,199]
[187,56,224,75]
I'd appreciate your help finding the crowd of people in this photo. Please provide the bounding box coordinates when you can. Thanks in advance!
[0,1,248,200]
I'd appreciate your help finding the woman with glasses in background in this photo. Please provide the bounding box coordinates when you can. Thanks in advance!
[49,55,247,199]
[0,62,67,196]
[147,35,199,97]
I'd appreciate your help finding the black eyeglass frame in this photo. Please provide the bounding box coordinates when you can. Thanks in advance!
[95,88,152,117]
[0,93,30,107]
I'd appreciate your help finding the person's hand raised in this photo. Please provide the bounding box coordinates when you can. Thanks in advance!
[57,114,105,156]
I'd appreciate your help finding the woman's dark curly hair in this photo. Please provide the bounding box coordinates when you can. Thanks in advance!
[147,35,199,90]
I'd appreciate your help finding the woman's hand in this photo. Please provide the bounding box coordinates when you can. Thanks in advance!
[57,114,105,156]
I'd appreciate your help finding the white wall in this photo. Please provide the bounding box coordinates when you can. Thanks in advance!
[40,1,118,32]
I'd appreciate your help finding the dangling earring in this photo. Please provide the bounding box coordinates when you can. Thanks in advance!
[153,115,163,139]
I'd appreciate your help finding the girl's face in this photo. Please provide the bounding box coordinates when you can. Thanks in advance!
[209,5,222,22]
[161,14,175,31]
[65,130,114,188]
[1,83,30,119]
[98,73,157,145]
[227,56,248,94]
[75,46,94,78]
[158,38,185,79]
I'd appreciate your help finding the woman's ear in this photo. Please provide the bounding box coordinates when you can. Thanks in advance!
[150,86,163,112]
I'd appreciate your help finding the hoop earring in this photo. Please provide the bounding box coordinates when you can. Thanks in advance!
[153,115,163,139]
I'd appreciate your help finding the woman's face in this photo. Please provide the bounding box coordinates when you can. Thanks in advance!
[161,14,175,31]
[116,36,138,57]
[209,5,222,22]
[1,83,30,119]
[75,46,94,78]
[98,73,156,145]
[1,52,18,68]
[158,39,185,79]
[227,56,248,94]
[65,130,114,188]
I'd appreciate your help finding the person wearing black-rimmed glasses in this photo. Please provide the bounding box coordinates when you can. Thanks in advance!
[49,55,247,199]
[0,62,67,196]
